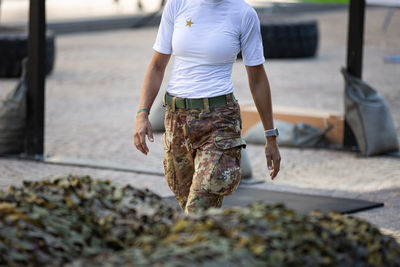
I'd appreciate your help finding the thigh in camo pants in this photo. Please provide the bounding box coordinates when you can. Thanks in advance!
[162,100,246,214]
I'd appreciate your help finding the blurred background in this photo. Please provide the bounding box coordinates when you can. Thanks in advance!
[0,0,348,24]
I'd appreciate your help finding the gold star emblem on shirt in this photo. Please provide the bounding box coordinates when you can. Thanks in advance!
[186,19,194,27]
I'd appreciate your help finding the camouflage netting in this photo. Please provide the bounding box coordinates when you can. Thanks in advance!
[0,176,399,267]
[0,176,179,266]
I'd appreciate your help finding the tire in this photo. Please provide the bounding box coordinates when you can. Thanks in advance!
[261,20,318,59]
[0,26,55,78]
[238,19,318,59]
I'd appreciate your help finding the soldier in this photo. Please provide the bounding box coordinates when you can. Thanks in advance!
[134,0,281,214]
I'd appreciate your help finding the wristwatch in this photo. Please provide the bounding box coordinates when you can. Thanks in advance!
[264,128,279,138]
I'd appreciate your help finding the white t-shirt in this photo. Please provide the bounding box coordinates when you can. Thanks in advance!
[153,0,265,98]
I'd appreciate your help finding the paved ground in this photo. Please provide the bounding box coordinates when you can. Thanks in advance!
[0,7,400,240]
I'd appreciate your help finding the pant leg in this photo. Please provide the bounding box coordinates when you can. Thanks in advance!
[185,146,242,214]
[184,100,245,214]
[185,191,223,214]
[163,107,195,210]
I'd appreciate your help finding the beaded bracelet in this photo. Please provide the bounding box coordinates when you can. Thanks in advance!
[137,109,150,115]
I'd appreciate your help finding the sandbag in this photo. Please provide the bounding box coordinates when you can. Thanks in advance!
[342,68,399,156]
[149,95,166,132]
[240,148,252,179]
[243,120,330,148]
[0,58,27,154]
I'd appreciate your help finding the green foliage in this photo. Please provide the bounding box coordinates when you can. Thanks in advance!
[0,176,399,267]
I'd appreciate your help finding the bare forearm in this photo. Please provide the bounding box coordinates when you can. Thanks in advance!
[138,65,166,111]
[245,64,280,179]
[134,52,170,155]
[246,65,274,131]
[138,52,171,111]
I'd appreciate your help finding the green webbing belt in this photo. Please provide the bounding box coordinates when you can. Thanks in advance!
[165,93,232,110]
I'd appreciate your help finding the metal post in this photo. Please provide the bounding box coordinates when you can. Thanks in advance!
[26,0,46,157]
[344,0,365,147]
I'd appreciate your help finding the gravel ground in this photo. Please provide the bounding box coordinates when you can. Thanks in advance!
[0,7,399,239]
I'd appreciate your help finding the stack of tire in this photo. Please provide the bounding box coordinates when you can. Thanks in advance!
[0,26,55,78]
[262,19,318,58]
[239,19,318,59]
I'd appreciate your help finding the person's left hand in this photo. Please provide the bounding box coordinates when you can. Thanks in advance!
[265,137,281,180]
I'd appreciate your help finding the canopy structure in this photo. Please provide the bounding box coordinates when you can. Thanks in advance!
[25,0,368,156]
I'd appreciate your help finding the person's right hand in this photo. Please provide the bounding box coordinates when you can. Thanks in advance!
[133,112,154,155]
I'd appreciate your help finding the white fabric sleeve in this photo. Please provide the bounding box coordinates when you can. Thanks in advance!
[152,0,176,54]
[240,7,265,66]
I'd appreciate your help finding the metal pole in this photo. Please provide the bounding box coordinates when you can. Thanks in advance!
[26,0,46,157]
[344,0,365,147]
[346,0,365,78]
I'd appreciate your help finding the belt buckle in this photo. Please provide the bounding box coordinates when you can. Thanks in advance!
[203,98,210,113]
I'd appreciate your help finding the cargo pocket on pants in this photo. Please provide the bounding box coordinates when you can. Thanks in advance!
[198,135,246,196]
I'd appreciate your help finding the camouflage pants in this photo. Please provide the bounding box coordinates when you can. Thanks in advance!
[162,94,246,214]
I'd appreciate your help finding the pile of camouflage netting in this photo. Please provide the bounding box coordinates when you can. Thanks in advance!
[0,176,399,267]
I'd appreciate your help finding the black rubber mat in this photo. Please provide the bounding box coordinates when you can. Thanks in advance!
[164,187,383,215]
